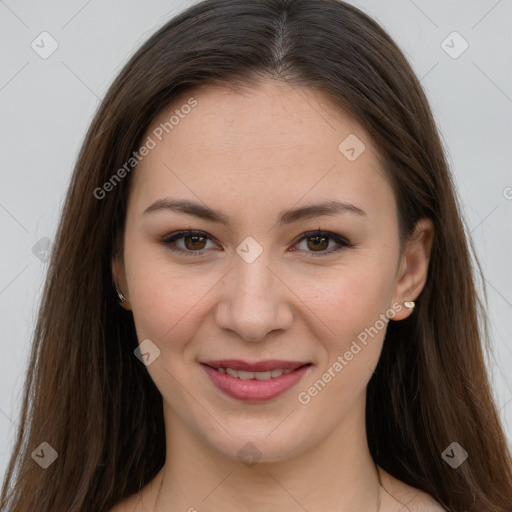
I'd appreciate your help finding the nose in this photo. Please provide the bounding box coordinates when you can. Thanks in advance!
[214,253,294,343]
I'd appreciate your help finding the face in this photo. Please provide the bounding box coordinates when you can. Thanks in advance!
[113,79,432,464]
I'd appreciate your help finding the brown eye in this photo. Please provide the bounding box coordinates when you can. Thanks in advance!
[183,234,207,250]
[306,234,329,252]
[293,230,352,257]
[161,230,218,256]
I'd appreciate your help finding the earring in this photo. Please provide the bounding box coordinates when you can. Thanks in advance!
[404,300,415,311]
[114,282,127,303]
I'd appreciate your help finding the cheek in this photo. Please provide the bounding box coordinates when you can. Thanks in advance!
[299,261,396,343]
[291,258,397,410]
[123,245,206,349]
[294,270,390,414]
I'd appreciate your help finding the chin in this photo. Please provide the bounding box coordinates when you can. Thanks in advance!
[201,422,314,466]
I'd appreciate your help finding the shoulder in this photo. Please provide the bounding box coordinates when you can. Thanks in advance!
[378,466,448,511]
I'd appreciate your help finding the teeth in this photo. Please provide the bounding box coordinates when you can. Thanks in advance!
[225,367,238,378]
[255,371,272,380]
[216,367,295,380]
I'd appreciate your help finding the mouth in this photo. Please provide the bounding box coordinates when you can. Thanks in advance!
[200,360,312,402]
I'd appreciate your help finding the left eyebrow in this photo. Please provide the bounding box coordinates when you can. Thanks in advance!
[142,198,367,226]
[277,200,367,225]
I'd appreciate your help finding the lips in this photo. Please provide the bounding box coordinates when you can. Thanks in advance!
[200,359,312,402]
[201,359,308,372]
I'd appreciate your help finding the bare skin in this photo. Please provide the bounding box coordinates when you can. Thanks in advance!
[111,79,442,511]
[111,465,446,511]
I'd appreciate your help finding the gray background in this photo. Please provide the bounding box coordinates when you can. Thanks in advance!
[1,0,511,477]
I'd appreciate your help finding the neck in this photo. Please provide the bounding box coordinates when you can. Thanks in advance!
[150,397,382,512]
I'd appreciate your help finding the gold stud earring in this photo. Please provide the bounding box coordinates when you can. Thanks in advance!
[404,300,415,311]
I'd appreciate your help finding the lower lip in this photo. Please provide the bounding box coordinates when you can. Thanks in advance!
[201,364,311,402]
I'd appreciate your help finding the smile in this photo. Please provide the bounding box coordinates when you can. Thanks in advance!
[216,367,294,380]
[200,360,312,402]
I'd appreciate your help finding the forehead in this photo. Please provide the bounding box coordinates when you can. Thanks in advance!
[144,79,368,158]
[129,79,394,226]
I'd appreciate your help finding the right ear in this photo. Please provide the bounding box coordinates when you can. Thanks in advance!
[111,254,132,311]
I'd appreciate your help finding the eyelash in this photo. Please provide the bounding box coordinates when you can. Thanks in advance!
[160,229,352,258]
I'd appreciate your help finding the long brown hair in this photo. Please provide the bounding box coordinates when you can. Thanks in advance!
[2,1,511,510]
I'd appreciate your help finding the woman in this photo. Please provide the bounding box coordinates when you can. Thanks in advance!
[1,0,511,511]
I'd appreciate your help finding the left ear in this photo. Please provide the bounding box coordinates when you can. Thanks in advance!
[391,217,434,321]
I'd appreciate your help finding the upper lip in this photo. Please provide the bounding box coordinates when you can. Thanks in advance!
[201,359,311,372]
